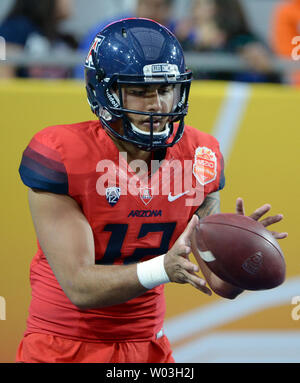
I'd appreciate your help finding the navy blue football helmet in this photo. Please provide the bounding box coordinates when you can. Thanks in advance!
[84,18,192,151]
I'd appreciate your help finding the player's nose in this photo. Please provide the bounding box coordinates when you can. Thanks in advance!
[146,90,162,112]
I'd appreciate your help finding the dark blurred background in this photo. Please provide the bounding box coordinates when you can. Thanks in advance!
[0,0,299,85]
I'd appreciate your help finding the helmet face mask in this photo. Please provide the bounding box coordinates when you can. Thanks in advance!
[85,18,192,151]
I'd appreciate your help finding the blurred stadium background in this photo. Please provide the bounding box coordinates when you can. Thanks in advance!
[0,0,300,363]
[0,0,281,40]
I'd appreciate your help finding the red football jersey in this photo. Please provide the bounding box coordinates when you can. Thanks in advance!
[19,120,225,342]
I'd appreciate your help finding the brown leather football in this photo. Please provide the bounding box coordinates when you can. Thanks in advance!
[194,213,286,290]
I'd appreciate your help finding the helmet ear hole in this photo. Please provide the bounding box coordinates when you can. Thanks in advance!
[122,28,127,38]
[86,83,99,115]
[91,49,106,81]
[88,83,97,99]
[96,68,105,82]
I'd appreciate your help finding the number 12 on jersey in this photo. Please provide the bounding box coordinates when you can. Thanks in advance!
[96,222,176,265]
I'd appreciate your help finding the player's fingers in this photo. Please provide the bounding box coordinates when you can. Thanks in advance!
[177,255,199,272]
[184,260,199,273]
[187,274,212,295]
[235,197,245,215]
[249,204,271,221]
[182,251,191,260]
[270,231,288,240]
[259,214,283,227]
[180,261,212,294]
[173,244,191,257]
[170,257,212,295]
[175,267,212,294]
[178,214,199,244]
[194,283,212,296]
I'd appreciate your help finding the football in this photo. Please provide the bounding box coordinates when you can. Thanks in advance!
[194,213,286,290]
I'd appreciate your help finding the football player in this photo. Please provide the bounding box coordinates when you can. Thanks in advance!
[17,18,287,363]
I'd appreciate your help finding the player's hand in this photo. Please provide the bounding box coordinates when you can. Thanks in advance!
[235,197,288,240]
[164,215,212,295]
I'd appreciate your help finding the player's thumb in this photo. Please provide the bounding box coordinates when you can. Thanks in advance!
[180,214,199,244]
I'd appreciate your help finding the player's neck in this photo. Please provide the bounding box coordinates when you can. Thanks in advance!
[105,121,152,164]
[111,136,152,165]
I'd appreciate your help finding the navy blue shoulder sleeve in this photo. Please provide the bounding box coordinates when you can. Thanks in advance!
[19,132,68,194]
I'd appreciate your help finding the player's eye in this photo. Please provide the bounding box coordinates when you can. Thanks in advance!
[158,85,174,95]
[127,88,146,97]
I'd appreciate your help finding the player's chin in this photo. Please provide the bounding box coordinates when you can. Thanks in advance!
[139,120,168,133]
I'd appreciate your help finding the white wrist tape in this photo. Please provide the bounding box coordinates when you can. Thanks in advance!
[137,254,170,289]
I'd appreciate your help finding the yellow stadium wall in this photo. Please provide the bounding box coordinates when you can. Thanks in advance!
[0,80,299,363]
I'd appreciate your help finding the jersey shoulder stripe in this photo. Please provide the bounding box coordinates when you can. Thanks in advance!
[28,137,63,163]
[23,145,66,174]
[19,164,68,194]
[19,133,68,194]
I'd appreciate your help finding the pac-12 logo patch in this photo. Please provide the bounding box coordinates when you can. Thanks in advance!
[106,187,121,206]
[85,35,105,69]
[193,147,217,186]
[139,187,153,205]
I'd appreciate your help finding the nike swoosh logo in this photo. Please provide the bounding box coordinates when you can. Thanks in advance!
[168,191,190,202]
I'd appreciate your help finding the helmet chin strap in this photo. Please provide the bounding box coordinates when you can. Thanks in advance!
[130,121,170,138]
